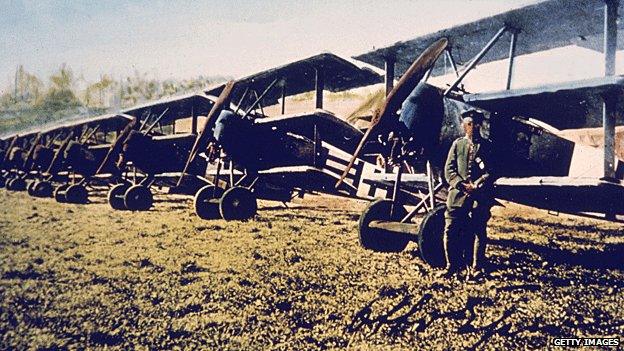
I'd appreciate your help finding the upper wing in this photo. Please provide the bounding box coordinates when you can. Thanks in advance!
[462,76,624,129]
[355,0,624,77]
[122,93,216,130]
[206,52,384,109]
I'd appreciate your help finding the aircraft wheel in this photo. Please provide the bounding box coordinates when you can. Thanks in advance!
[194,185,224,220]
[65,184,88,204]
[27,180,38,196]
[54,184,70,203]
[417,204,447,268]
[219,186,257,221]
[6,178,13,191]
[0,174,6,188]
[33,181,53,198]
[8,177,26,191]
[124,185,153,211]
[358,199,409,252]
[108,184,130,210]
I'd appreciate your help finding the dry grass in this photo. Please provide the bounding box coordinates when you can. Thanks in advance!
[0,189,623,350]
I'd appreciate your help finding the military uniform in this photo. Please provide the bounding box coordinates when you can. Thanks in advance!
[443,135,493,273]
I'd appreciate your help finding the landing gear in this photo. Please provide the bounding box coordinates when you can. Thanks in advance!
[193,185,224,220]
[27,180,38,196]
[417,204,447,268]
[6,177,26,191]
[54,184,69,203]
[219,186,257,221]
[0,174,6,188]
[31,181,53,198]
[124,185,153,211]
[54,184,88,203]
[65,184,88,204]
[358,199,410,252]
[108,183,130,210]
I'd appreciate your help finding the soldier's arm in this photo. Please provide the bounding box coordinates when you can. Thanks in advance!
[474,140,495,188]
[444,139,465,190]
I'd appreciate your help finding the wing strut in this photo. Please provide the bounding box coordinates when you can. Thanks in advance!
[444,26,508,97]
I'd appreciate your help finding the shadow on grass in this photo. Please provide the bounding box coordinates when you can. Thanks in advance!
[490,239,624,271]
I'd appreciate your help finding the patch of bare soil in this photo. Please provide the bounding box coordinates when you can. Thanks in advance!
[0,189,622,350]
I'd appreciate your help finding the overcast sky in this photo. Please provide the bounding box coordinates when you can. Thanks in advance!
[1,0,622,92]
[0,1,537,82]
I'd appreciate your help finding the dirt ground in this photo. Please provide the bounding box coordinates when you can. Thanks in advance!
[0,188,622,350]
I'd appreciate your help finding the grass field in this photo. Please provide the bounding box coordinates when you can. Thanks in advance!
[0,189,623,350]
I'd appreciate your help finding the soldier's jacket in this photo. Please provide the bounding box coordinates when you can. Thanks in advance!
[444,136,492,208]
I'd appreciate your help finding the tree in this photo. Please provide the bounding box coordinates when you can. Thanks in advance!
[39,64,81,111]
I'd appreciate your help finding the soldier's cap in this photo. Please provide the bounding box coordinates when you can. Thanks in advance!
[461,109,485,124]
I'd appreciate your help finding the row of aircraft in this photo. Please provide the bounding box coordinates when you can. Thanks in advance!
[0,0,622,266]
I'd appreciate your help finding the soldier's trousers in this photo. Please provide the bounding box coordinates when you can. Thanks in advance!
[443,199,491,270]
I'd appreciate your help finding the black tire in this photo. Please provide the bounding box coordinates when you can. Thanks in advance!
[219,186,257,221]
[27,180,38,196]
[8,177,26,191]
[418,204,447,268]
[0,175,6,188]
[194,185,224,220]
[54,184,70,203]
[124,185,153,211]
[108,184,130,210]
[358,199,410,252]
[65,184,88,204]
[33,181,53,198]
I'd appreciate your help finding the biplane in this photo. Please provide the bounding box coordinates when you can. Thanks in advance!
[178,53,391,220]
[1,130,41,190]
[44,113,134,203]
[0,113,133,201]
[104,93,218,211]
[334,0,624,267]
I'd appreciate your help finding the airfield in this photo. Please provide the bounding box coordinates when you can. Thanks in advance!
[3,1,624,349]
[1,187,622,350]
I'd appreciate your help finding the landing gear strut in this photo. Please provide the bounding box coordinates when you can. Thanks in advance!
[357,161,446,267]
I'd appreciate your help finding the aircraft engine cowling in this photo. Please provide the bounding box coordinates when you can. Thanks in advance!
[64,141,99,176]
[8,147,25,167]
[397,82,445,164]
[213,110,256,167]
[32,145,54,171]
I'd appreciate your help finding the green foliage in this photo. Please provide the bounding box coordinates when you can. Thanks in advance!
[39,89,82,111]
[0,64,230,136]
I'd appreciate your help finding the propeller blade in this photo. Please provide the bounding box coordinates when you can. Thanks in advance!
[336,38,448,188]
[176,80,236,187]
[345,88,386,125]
[94,118,138,176]
[2,136,19,164]
[45,129,76,175]
[22,133,42,169]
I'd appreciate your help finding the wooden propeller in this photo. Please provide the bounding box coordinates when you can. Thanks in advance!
[335,38,448,187]
[94,117,138,176]
[176,80,236,187]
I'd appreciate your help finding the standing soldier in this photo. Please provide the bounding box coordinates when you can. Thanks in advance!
[440,110,494,282]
